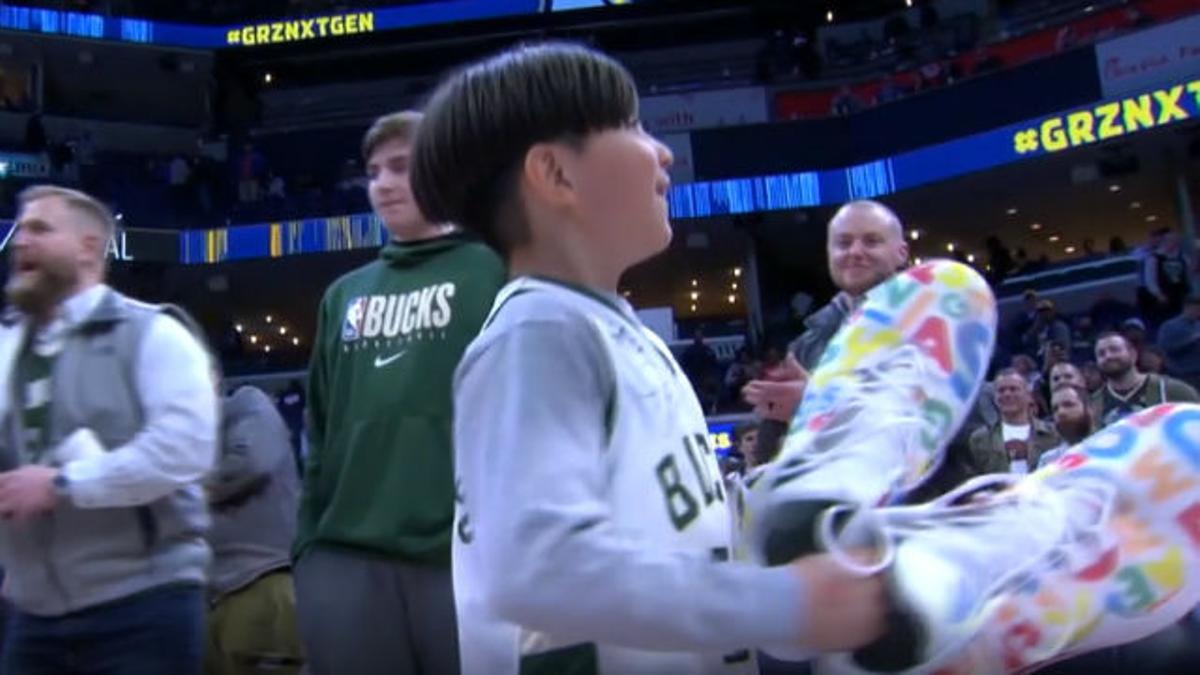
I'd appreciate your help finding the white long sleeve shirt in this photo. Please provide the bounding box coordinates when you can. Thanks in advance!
[453,278,803,675]
[29,284,217,508]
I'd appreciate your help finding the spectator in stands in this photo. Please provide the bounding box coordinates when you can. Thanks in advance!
[1136,227,1183,329]
[1093,331,1200,428]
[970,45,1002,75]
[1070,314,1096,363]
[983,235,1014,284]
[1146,230,1192,328]
[235,142,267,204]
[1036,383,1094,469]
[1054,25,1078,52]
[1009,289,1039,352]
[680,328,720,411]
[1125,5,1153,28]
[267,172,286,201]
[967,369,1060,476]
[1013,247,1029,274]
[206,383,304,674]
[276,379,306,468]
[745,200,908,464]
[721,347,760,412]
[1081,361,1103,393]
[1157,294,1200,390]
[1021,298,1070,362]
[1048,361,1085,391]
[734,421,761,469]
[168,153,192,225]
[1041,339,1068,375]
[1089,293,1136,333]
[1121,317,1148,353]
[1010,353,1041,390]
[830,85,865,116]
[23,112,46,154]
[1139,344,1167,375]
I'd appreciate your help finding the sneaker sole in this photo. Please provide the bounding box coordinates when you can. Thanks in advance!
[754,260,996,563]
[833,403,1200,674]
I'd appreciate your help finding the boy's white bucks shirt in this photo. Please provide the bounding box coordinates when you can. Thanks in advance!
[452,278,802,675]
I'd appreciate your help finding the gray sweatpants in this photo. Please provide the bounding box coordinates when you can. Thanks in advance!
[294,547,459,675]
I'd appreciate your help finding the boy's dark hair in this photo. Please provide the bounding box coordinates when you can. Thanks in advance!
[411,42,639,255]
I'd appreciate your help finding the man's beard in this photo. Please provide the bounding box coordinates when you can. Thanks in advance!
[1099,359,1133,381]
[1056,415,1092,445]
[5,261,77,317]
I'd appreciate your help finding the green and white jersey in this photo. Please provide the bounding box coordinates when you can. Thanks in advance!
[452,277,802,675]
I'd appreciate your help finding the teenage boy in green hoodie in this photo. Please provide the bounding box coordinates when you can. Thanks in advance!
[293,111,505,675]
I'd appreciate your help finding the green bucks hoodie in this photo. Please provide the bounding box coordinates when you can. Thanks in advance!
[296,233,505,565]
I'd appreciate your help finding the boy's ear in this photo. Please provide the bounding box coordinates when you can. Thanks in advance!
[522,142,577,209]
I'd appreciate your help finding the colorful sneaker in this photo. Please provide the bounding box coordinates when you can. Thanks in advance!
[748,260,996,566]
[817,403,1200,674]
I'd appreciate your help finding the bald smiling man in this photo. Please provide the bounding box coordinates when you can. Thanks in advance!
[744,200,909,465]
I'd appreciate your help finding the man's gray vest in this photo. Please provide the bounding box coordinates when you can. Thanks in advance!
[0,289,212,616]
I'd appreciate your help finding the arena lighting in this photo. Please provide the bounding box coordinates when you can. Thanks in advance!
[733,267,742,277]
[292,337,300,346]
[279,326,287,335]
[690,279,698,287]
[945,242,955,252]
[1109,184,1121,193]
[1065,246,1077,254]
[826,10,833,22]
[1030,223,1043,231]
[966,253,976,263]
[1131,201,1142,209]
[235,324,243,333]
[906,0,913,7]
[265,315,273,323]
[689,304,697,312]
[263,72,273,84]
[727,294,736,304]
[690,291,700,301]
[249,335,258,344]
[1147,215,1159,222]
[731,282,739,291]
[264,345,272,353]
[914,257,924,264]
[1007,207,1018,216]
[1048,234,1061,242]
[909,230,920,241]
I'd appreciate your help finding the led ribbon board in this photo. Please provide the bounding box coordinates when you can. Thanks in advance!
[0,1,541,48]
[1,79,1193,263]
[668,76,1200,218]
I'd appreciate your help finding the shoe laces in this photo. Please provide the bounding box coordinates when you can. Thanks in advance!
[788,343,944,495]
[821,471,1118,663]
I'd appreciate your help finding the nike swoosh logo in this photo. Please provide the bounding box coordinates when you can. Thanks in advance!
[374,350,408,368]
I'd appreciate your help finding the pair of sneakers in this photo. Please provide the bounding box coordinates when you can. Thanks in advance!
[748,260,1200,674]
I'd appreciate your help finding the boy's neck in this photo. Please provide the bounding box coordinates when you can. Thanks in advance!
[508,242,622,294]
[388,222,456,243]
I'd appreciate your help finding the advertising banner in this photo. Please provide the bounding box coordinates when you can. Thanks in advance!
[1095,14,1200,97]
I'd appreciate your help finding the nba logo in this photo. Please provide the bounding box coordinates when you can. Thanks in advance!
[342,297,366,342]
